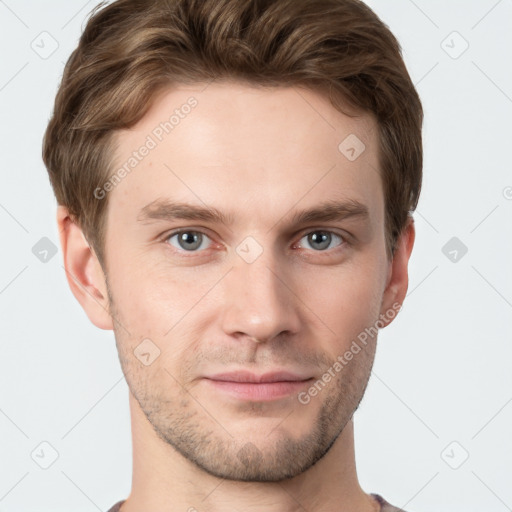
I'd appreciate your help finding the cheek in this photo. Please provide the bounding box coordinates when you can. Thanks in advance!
[107,251,174,334]
[107,251,222,341]
[299,258,384,344]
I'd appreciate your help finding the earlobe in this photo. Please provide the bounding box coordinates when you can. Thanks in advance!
[379,217,416,327]
[57,206,114,330]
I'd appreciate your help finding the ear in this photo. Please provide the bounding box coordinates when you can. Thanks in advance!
[379,216,415,328]
[57,206,113,330]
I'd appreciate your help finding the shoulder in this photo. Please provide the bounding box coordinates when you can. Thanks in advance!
[371,493,410,512]
[106,500,125,512]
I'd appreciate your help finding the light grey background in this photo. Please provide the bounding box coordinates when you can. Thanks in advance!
[1,1,511,511]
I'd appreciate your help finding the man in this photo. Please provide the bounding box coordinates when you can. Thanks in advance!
[42,0,422,510]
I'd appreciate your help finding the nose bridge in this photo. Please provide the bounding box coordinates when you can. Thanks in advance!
[220,239,300,342]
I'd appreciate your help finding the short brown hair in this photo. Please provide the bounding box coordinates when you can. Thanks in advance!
[42,0,422,267]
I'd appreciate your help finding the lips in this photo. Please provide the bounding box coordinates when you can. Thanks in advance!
[203,370,314,401]
[206,370,312,383]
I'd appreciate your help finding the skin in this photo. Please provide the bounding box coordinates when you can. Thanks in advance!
[58,81,415,512]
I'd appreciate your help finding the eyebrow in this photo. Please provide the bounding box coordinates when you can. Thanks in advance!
[137,198,370,228]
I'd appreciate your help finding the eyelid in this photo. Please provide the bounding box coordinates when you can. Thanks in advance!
[293,228,348,250]
[160,227,213,241]
[162,228,215,249]
[294,226,351,243]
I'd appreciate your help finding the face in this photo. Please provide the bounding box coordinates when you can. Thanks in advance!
[102,81,393,481]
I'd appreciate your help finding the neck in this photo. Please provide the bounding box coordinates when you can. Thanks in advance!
[121,391,379,512]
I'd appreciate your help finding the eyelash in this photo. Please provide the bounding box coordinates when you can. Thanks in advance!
[161,228,349,257]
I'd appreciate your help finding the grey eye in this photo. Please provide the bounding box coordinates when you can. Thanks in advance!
[167,231,211,252]
[299,231,343,251]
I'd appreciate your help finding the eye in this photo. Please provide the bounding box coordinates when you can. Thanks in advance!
[165,230,212,252]
[296,230,344,251]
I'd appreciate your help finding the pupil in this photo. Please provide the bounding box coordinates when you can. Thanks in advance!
[310,231,330,250]
[180,232,201,250]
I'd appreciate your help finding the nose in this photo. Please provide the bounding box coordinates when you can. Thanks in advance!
[220,246,302,344]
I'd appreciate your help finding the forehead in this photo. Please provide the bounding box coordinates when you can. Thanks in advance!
[108,81,382,230]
